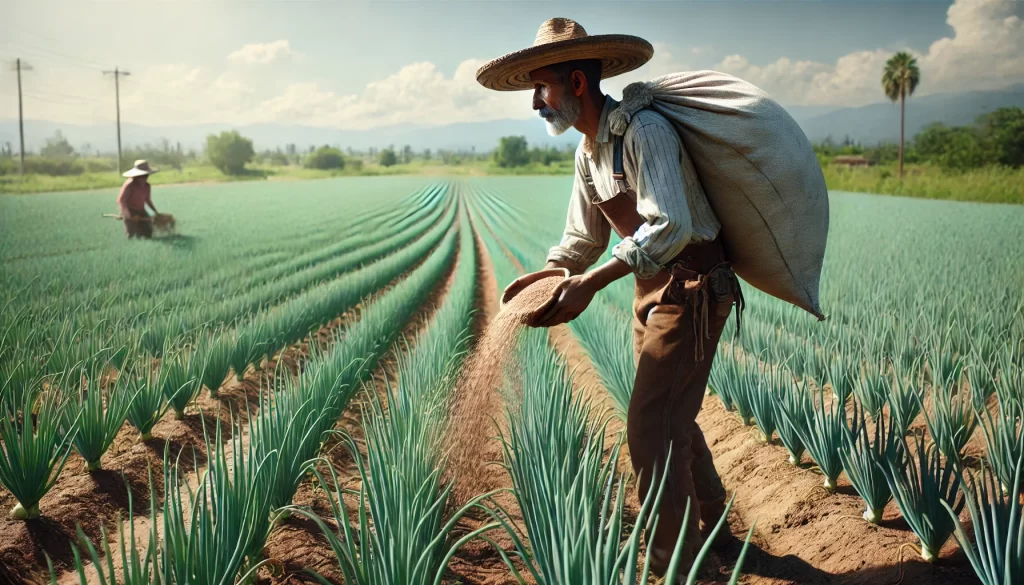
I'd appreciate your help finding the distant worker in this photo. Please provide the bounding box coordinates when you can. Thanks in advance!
[478,18,744,579]
[118,160,160,239]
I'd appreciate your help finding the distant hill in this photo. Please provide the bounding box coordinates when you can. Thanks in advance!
[795,84,1024,145]
[1,84,1020,154]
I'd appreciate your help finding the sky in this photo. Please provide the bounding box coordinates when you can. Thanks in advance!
[1,0,1023,130]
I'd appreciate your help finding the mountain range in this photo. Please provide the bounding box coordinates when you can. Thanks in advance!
[1,84,1021,154]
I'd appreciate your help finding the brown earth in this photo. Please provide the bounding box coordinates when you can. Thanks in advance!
[0,218,450,584]
[444,214,533,585]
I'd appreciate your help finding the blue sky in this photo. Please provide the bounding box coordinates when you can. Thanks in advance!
[2,0,1022,129]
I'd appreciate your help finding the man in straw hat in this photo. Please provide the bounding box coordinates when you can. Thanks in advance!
[482,18,744,577]
[118,159,161,239]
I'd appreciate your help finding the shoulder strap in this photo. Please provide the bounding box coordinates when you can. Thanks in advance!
[581,157,599,202]
[612,135,629,193]
[581,136,630,200]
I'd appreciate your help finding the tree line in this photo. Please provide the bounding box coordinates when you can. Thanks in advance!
[0,130,484,177]
[815,107,1024,171]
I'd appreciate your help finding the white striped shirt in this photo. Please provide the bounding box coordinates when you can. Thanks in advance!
[547,96,721,279]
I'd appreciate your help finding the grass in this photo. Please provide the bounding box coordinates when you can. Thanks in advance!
[822,163,1024,204]
[0,162,424,194]
[3,156,1021,205]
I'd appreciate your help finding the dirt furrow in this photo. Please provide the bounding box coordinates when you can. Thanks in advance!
[260,216,465,584]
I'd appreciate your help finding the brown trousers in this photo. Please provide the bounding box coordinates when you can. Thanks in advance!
[629,276,733,567]
[594,188,738,569]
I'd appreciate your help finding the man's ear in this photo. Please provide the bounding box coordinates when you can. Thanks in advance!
[571,70,586,97]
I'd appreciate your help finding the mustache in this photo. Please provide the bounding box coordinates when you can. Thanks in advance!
[539,106,556,118]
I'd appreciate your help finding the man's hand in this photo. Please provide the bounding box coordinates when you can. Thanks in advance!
[531,275,598,327]
[501,267,571,306]
[531,256,634,328]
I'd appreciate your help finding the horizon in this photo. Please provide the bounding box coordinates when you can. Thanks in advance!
[3,0,1023,153]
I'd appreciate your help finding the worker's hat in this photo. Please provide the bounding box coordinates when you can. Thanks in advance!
[475,17,653,91]
[123,160,159,178]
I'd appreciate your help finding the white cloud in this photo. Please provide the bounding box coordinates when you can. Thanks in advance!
[227,40,301,65]
[713,0,1023,106]
[248,60,527,129]
[18,0,1019,130]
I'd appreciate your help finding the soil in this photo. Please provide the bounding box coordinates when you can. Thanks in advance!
[0,199,986,585]
[443,217,535,585]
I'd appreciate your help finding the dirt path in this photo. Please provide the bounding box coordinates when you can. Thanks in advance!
[444,212,528,585]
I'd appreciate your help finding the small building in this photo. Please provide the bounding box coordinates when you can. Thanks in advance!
[832,155,870,167]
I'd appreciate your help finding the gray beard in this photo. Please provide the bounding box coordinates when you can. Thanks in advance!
[541,95,582,136]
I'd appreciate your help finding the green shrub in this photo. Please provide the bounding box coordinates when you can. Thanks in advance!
[205,131,255,175]
[378,149,398,167]
[304,147,346,170]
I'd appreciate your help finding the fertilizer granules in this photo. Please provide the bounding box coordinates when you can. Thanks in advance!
[446,275,564,503]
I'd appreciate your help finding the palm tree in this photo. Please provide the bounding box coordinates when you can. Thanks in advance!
[882,52,921,179]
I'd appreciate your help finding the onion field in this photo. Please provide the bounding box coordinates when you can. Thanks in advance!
[0,177,1021,585]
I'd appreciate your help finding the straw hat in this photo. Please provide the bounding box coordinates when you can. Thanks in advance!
[123,160,159,178]
[476,18,653,91]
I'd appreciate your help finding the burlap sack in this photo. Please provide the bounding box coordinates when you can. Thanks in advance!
[609,70,829,319]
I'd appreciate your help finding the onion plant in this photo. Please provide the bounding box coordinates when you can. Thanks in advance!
[570,303,636,419]
[124,363,174,441]
[230,321,269,380]
[944,453,1023,585]
[160,417,276,584]
[0,370,79,519]
[291,451,495,585]
[249,374,333,518]
[839,403,897,523]
[161,349,202,420]
[748,360,778,443]
[850,358,887,420]
[881,437,964,562]
[711,353,754,426]
[492,329,746,584]
[791,389,846,491]
[773,377,810,465]
[922,379,977,463]
[708,350,738,413]
[968,361,999,413]
[889,358,924,436]
[196,331,234,397]
[61,365,138,471]
[826,346,857,405]
[928,339,965,391]
[977,395,1023,494]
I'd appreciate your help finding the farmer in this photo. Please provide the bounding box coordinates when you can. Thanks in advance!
[478,18,744,577]
[117,159,160,239]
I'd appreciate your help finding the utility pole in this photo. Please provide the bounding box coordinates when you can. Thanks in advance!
[103,67,130,174]
[12,59,33,179]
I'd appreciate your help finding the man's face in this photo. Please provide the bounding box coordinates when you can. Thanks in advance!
[529,67,582,137]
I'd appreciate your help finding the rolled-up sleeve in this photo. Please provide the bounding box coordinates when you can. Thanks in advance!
[546,152,610,275]
[611,120,694,279]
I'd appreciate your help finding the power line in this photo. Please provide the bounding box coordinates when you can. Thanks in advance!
[0,43,104,73]
[7,28,110,67]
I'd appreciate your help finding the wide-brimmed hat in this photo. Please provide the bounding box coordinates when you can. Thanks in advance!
[476,18,653,91]
[123,160,159,178]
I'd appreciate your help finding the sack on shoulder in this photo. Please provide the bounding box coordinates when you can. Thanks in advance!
[610,70,829,320]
